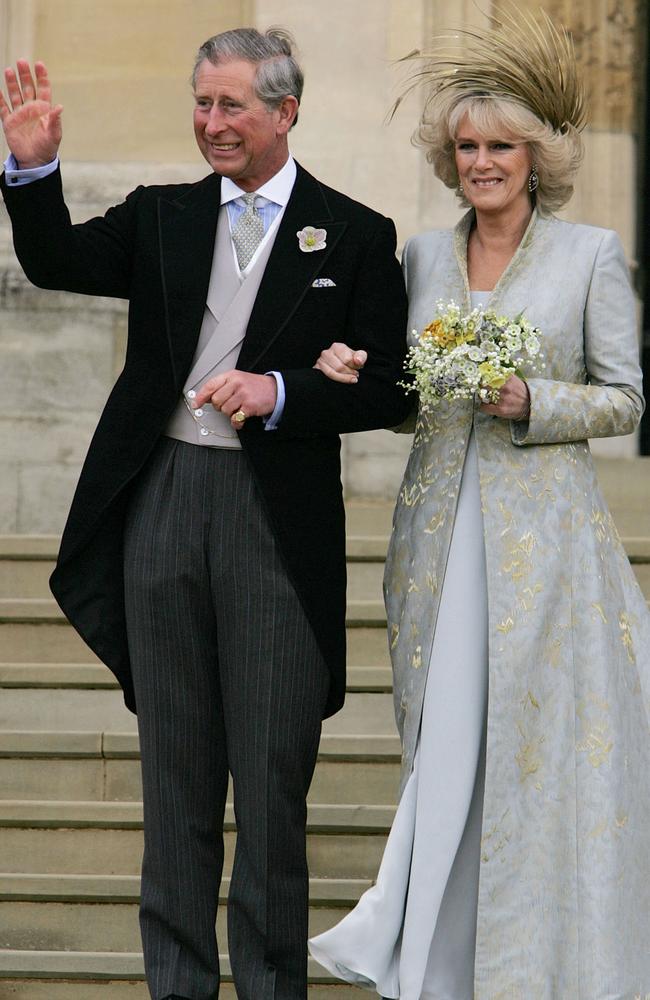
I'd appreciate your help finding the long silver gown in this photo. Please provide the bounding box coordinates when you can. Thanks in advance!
[309,294,491,1000]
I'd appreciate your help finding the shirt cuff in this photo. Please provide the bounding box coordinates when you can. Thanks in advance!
[264,372,285,429]
[3,153,60,186]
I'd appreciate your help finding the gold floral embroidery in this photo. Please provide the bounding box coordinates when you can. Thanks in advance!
[516,724,544,781]
[619,612,636,664]
[576,723,613,768]
[591,603,608,624]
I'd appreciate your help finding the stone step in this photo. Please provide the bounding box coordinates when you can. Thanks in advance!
[3,559,650,607]
[5,553,650,668]
[0,874,363,952]
[0,980,360,999]
[0,687,396,734]
[0,951,353,994]
[0,731,400,804]
[0,538,55,605]
[0,597,388,623]
[0,800,393,880]
[0,621,390,666]
[0,661,394,692]
[2,531,648,599]
[0,552,388,601]
[0,799,395,834]
[2,539,648,616]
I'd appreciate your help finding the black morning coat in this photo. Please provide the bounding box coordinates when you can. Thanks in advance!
[1,162,411,718]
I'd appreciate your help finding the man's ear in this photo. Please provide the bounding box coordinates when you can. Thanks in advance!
[276,95,299,134]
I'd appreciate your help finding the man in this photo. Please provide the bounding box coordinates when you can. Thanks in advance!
[0,29,409,1000]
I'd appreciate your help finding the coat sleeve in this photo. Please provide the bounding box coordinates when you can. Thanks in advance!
[277,216,411,435]
[1,166,141,299]
[511,229,644,446]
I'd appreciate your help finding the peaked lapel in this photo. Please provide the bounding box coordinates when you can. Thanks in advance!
[157,172,222,388]
[238,164,347,371]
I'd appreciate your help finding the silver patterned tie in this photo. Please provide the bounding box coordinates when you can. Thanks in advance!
[231,193,264,271]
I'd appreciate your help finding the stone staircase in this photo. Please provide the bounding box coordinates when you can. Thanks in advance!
[1,459,648,998]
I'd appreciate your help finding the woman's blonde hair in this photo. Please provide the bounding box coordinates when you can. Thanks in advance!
[421,92,584,215]
[391,5,586,214]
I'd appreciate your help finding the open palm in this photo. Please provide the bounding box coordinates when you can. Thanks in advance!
[0,61,62,168]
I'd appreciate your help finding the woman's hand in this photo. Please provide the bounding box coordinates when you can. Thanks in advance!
[313,342,368,383]
[480,375,530,421]
[0,61,63,168]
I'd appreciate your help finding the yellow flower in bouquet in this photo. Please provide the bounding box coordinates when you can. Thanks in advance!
[478,361,509,390]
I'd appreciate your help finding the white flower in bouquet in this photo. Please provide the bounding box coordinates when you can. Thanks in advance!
[400,300,543,410]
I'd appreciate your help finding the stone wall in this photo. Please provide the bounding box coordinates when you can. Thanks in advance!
[0,0,645,531]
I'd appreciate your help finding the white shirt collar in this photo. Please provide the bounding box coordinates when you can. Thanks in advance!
[220,156,297,208]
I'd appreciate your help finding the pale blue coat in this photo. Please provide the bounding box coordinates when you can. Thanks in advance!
[384,209,650,997]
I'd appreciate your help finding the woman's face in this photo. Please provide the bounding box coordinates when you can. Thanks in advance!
[454,114,533,217]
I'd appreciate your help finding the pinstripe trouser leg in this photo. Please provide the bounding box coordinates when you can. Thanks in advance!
[123,437,330,1000]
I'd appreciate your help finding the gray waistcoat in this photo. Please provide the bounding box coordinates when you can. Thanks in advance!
[165,206,280,449]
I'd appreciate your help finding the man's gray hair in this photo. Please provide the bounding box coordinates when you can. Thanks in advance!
[192,27,303,126]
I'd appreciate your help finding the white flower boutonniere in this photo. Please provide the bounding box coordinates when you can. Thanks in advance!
[297,226,327,252]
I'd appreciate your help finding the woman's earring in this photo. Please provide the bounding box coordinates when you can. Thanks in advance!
[528,164,539,193]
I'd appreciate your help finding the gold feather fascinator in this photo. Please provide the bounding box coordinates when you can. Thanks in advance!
[393,3,587,135]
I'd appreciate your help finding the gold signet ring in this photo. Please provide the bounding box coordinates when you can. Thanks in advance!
[233,410,247,423]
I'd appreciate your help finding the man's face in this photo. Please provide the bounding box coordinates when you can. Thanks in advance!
[193,57,297,191]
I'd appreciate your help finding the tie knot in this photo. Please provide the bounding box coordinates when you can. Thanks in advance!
[242,193,257,207]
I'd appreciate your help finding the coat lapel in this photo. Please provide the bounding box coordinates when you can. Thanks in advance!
[158,164,348,381]
[157,172,221,389]
[238,164,347,370]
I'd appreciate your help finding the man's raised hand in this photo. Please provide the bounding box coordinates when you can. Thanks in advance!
[0,60,62,168]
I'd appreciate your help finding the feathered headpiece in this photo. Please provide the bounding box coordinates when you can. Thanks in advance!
[393,4,586,135]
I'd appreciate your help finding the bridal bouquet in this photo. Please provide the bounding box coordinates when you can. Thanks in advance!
[400,300,543,410]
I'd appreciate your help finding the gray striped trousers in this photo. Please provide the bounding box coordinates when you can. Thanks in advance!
[123,437,330,1000]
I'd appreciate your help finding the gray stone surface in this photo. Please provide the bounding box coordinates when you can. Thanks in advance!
[0,687,397,735]
[0,258,127,532]
[0,466,19,532]
[0,310,116,414]
[16,464,86,534]
[0,560,58,598]
[0,753,399,806]
[0,983,151,998]
[0,621,99,662]
[0,983,362,999]
[1,825,388,881]
[1,899,346,952]
[343,427,412,500]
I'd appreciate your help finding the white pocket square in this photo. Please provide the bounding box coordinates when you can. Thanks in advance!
[312,278,336,288]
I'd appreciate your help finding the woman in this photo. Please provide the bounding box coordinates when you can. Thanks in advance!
[309,8,650,999]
